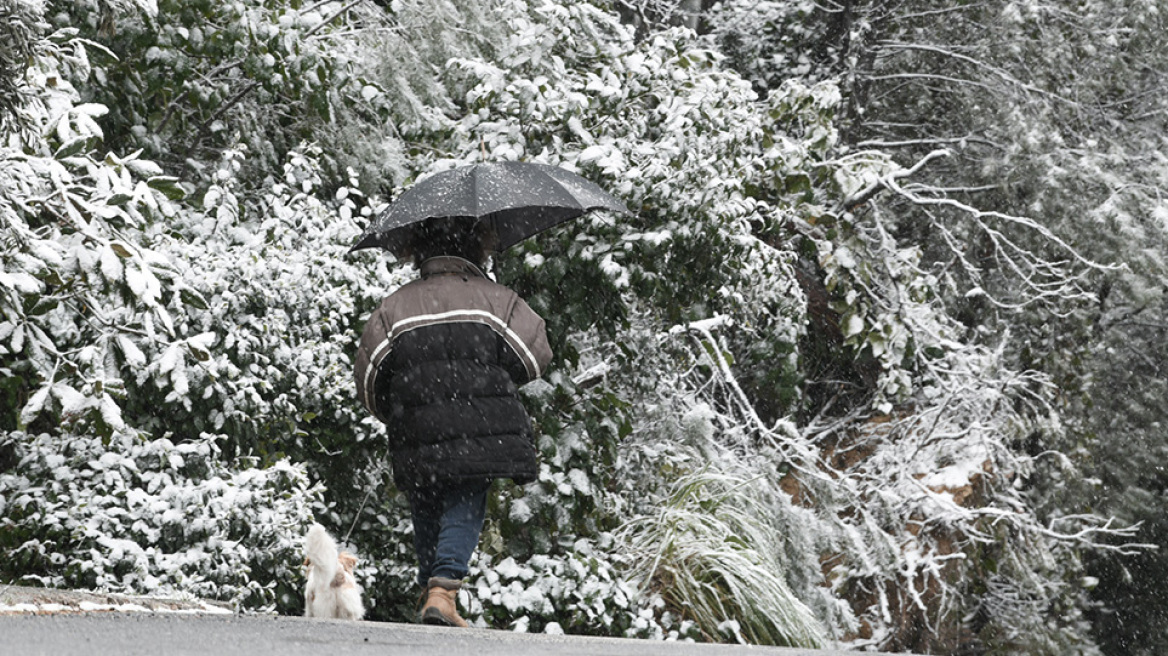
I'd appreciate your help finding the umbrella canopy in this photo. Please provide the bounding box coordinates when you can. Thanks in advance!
[349,161,629,254]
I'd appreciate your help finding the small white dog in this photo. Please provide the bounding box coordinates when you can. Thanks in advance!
[303,523,365,620]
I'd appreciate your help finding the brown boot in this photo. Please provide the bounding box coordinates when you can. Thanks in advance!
[413,587,428,624]
[420,577,468,628]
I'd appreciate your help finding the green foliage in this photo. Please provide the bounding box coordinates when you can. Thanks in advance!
[0,430,321,611]
[0,0,42,135]
[49,0,337,175]
[1,0,389,615]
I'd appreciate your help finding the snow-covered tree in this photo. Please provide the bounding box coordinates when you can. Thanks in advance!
[708,1,1168,652]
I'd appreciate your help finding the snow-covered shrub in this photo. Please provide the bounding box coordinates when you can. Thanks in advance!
[0,4,384,614]
[142,143,393,454]
[706,0,839,91]
[0,430,321,610]
[461,542,655,637]
[0,0,42,134]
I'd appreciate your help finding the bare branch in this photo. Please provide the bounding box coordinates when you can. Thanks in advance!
[876,42,1081,106]
[305,0,367,38]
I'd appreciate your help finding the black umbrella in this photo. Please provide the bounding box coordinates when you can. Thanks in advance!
[349,161,630,254]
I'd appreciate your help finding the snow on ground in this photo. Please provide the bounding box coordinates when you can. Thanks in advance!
[0,585,233,616]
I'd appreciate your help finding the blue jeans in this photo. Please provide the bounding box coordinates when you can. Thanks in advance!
[407,481,490,588]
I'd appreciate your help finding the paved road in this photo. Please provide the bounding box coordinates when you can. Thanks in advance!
[0,613,881,656]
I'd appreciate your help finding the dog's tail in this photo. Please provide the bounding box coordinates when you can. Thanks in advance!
[304,523,339,582]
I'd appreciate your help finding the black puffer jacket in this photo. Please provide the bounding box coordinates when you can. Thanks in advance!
[354,257,552,491]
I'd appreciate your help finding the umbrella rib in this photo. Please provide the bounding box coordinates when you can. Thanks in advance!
[472,166,482,220]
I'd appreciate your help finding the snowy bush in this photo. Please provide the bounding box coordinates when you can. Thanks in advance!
[462,543,658,637]
[0,3,378,614]
[0,430,321,610]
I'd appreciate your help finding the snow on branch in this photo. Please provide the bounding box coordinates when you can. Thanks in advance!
[648,308,1144,647]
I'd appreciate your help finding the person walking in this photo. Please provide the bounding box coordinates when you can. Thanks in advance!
[353,218,552,628]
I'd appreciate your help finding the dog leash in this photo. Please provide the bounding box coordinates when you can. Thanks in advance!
[342,487,375,546]
[341,460,387,545]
